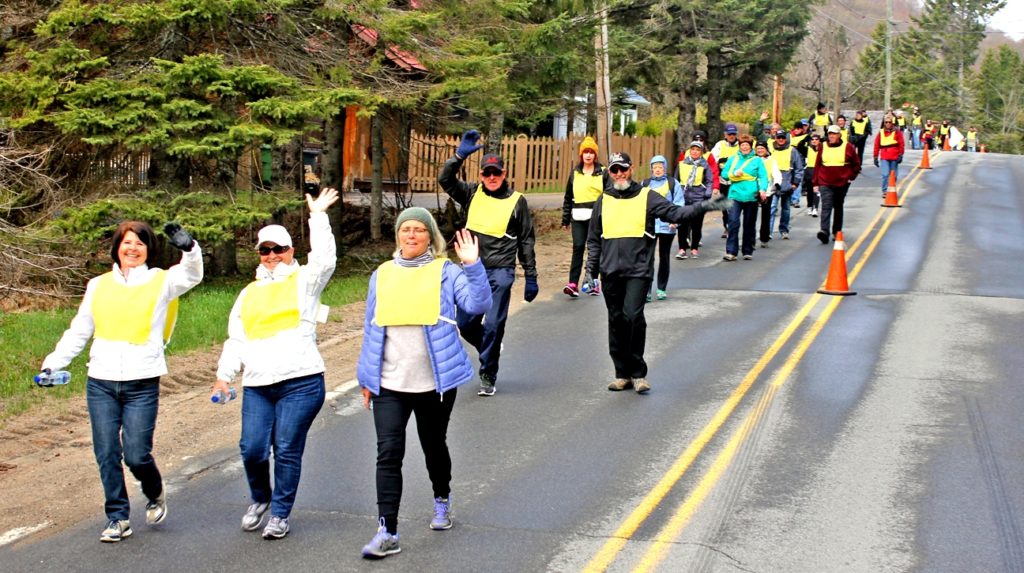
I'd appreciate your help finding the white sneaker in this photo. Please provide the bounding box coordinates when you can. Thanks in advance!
[100,519,132,543]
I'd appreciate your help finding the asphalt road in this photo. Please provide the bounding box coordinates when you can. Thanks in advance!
[4,149,1023,572]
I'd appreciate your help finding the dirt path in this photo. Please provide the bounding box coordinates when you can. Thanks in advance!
[0,213,578,544]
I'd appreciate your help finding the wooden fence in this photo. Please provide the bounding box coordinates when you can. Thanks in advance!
[406,131,677,192]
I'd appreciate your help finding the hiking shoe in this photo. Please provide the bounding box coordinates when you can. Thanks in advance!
[430,497,452,530]
[262,516,289,540]
[723,254,737,261]
[656,290,667,300]
[100,520,132,543]
[633,378,651,394]
[781,233,789,240]
[607,378,633,391]
[646,294,652,303]
[563,282,579,298]
[478,374,496,396]
[760,241,770,248]
[817,231,829,244]
[589,279,601,296]
[743,254,753,260]
[690,250,699,259]
[811,208,819,217]
[242,502,270,531]
[675,250,688,260]
[362,520,401,559]
[145,486,167,525]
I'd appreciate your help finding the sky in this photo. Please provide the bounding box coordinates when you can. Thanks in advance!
[988,0,1024,41]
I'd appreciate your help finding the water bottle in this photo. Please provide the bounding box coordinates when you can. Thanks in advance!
[34,370,71,387]
[581,280,592,294]
[211,387,237,405]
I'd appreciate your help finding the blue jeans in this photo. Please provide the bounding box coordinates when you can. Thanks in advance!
[87,377,163,521]
[911,128,922,150]
[240,373,325,518]
[880,159,899,193]
[770,193,792,235]
[726,200,758,256]
[457,266,515,380]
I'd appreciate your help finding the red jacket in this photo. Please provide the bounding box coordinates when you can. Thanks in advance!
[872,129,906,161]
[813,141,861,188]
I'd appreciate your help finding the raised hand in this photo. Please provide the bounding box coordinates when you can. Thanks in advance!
[453,228,479,265]
[455,130,483,159]
[306,187,339,213]
[163,222,195,251]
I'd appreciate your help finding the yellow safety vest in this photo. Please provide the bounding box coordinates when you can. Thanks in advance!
[838,128,849,143]
[807,146,819,168]
[791,133,807,148]
[374,259,445,326]
[940,125,950,136]
[967,131,977,142]
[728,156,759,182]
[771,146,793,172]
[813,112,830,127]
[851,119,869,135]
[760,155,776,178]
[716,142,739,164]
[897,116,906,128]
[601,190,650,239]
[648,179,670,198]
[821,143,847,167]
[466,186,522,238]
[676,163,705,186]
[571,171,603,204]
[240,271,301,340]
[912,115,922,127]
[880,130,898,147]
[92,270,177,345]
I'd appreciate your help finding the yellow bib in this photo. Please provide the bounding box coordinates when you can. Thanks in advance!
[813,112,830,127]
[912,116,922,127]
[771,147,793,172]
[466,186,521,238]
[602,191,650,239]
[821,144,847,167]
[897,117,906,128]
[676,163,705,186]
[838,129,849,143]
[571,171,604,204]
[374,259,446,326]
[967,131,977,142]
[852,119,869,135]
[648,179,670,198]
[92,270,175,345]
[791,133,807,148]
[728,156,759,182]
[807,147,819,167]
[240,271,301,340]
[940,125,950,135]
[716,142,739,163]
[880,131,897,147]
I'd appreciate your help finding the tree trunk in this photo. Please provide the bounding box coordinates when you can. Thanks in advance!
[282,139,302,192]
[674,61,699,162]
[370,114,384,241]
[147,149,191,188]
[395,108,412,208]
[487,112,504,155]
[322,110,345,190]
[208,238,238,277]
[706,49,725,141]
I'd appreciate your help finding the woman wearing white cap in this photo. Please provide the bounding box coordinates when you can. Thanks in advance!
[213,188,339,540]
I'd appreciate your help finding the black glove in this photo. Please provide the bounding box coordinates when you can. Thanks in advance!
[163,222,195,251]
[455,130,483,159]
[774,183,781,192]
[897,155,903,164]
[873,157,879,167]
[699,196,733,213]
[524,276,539,302]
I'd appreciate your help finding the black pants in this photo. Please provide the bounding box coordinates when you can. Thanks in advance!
[819,184,849,236]
[719,183,731,230]
[601,275,650,379]
[854,137,867,162]
[372,387,457,534]
[803,170,819,210]
[677,204,704,251]
[758,197,772,242]
[568,219,589,285]
[654,234,674,291]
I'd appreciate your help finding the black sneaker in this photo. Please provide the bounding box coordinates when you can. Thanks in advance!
[817,231,829,244]
[478,374,496,396]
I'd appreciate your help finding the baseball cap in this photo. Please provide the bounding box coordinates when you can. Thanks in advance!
[689,140,704,150]
[800,118,809,126]
[724,123,738,135]
[256,225,292,249]
[774,130,788,138]
[480,154,504,171]
[826,125,841,134]
[608,152,632,169]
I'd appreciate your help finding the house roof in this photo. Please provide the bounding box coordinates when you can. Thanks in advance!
[620,88,651,106]
[351,24,428,73]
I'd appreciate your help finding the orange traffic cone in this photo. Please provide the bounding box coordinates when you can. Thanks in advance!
[817,231,856,296]
[918,145,932,169]
[881,170,901,207]
[942,137,951,151]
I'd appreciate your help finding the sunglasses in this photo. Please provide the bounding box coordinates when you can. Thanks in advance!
[608,165,629,174]
[258,244,290,256]
[775,135,788,139]
[481,168,503,178]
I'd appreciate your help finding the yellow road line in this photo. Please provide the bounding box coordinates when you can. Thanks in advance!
[629,158,929,573]
[582,153,935,573]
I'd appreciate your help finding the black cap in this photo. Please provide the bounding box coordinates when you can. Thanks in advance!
[480,154,504,171]
[608,152,632,169]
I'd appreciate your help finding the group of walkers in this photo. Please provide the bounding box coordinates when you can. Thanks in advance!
[35,103,937,557]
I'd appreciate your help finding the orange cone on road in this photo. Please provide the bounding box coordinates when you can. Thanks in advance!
[881,170,901,207]
[918,146,932,169]
[942,137,951,151]
[817,231,856,296]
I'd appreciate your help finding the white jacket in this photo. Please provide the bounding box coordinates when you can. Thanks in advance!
[216,212,336,387]
[42,244,204,381]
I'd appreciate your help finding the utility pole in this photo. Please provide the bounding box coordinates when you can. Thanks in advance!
[884,0,892,110]
[772,75,783,124]
[594,2,612,159]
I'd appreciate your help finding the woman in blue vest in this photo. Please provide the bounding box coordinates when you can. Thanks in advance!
[41,220,203,543]
[357,208,492,559]
[644,155,685,301]
[212,188,339,540]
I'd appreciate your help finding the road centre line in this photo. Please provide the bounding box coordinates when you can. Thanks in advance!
[582,156,933,572]
[629,160,929,573]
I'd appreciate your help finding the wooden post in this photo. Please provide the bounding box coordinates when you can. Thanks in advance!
[772,75,783,124]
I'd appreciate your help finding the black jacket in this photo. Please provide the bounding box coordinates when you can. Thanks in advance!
[561,163,607,226]
[586,180,705,279]
[438,156,537,277]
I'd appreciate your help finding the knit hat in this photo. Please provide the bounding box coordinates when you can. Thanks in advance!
[755,139,769,149]
[579,135,599,156]
[394,207,446,256]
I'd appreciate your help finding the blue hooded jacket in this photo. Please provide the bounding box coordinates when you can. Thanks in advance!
[357,259,492,396]
[644,155,685,235]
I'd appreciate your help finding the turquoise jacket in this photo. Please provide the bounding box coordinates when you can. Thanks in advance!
[721,151,768,202]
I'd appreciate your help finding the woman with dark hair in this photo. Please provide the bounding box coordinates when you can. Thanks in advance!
[41,220,203,543]
[357,208,492,559]
[720,135,769,261]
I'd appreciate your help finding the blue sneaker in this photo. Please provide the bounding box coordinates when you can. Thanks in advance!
[362,519,401,559]
[430,497,452,530]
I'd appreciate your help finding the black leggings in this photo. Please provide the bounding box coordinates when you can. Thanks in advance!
[677,204,704,251]
[654,233,674,291]
[372,387,457,534]
[568,219,590,285]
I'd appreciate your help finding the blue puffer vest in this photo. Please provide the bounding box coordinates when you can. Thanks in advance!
[357,259,492,396]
